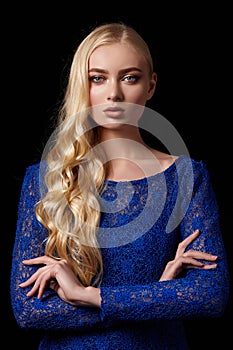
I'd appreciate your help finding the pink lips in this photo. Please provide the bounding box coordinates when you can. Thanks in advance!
[103,106,125,118]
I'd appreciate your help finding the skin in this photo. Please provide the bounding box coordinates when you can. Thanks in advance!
[88,43,177,181]
[19,43,218,307]
[89,43,156,129]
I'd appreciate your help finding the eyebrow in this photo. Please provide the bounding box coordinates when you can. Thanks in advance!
[88,67,143,74]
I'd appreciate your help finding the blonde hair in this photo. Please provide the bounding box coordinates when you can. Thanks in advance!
[36,22,154,286]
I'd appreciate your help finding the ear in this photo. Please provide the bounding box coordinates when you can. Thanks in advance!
[147,72,157,100]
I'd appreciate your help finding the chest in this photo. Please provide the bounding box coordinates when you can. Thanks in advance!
[100,219,180,286]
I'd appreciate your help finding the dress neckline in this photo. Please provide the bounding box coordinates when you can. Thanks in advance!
[105,155,185,185]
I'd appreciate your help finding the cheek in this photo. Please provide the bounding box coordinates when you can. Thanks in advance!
[89,86,105,106]
[126,87,149,105]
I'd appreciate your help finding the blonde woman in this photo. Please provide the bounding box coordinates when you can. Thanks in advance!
[10,22,229,349]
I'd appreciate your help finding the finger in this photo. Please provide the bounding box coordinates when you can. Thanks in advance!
[175,229,200,258]
[26,270,53,298]
[183,250,218,260]
[25,283,40,297]
[22,256,55,265]
[180,256,217,269]
[37,277,49,298]
[181,229,200,247]
[19,278,35,288]
[19,265,49,288]
[19,271,42,287]
[202,263,217,269]
[184,263,217,270]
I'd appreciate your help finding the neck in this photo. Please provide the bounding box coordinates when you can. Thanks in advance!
[98,124,148,157]
[99,124,142,139]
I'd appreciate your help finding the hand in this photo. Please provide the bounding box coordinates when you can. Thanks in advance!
[159,229,218,281]
[19,256,101,308]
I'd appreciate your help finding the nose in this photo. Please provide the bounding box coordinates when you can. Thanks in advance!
[107,80,123,102]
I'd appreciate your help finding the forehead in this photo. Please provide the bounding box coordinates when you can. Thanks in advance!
[89,43,147,70]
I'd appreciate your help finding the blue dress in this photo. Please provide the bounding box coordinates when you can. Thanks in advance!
[10,155,230,349]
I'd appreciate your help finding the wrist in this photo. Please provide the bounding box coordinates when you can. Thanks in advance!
[85,286,101,308]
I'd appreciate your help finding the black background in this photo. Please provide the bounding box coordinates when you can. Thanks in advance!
[2,4,232,349]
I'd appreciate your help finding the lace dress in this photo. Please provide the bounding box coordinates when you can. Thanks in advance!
[10,155,230,349]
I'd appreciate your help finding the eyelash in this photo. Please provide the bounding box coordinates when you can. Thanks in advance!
[123,75,140,83]
[88,75,140,84]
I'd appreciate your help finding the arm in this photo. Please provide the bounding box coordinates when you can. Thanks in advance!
[10,163,113,331]
[13,160,230,326]
[99,160,230,322]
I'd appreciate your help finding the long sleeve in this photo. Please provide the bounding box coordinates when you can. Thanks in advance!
[10,163,114,331]
[99,159,230,322]
[10,157,230,335]
[10,157,230,349]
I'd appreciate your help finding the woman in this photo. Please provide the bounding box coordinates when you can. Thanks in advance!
[10,22,230,349]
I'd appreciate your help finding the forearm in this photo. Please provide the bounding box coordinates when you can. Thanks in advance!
[11,284,113,331]
[100,268,229,323]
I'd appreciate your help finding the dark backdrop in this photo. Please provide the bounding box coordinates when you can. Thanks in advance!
[2,4,232,349]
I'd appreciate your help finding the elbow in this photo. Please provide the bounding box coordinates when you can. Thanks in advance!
[11,300,34,329]
[211,295,229,318]
[216,287,230,317]
[11,289,37,329]
[205,280,230,318]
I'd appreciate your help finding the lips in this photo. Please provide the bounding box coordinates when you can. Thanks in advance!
[103,106,125,118]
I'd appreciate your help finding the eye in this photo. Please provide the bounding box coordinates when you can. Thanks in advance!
[89,75,105,83]
[122,75,140,83]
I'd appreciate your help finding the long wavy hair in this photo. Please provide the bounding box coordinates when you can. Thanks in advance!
[36,22,154,286]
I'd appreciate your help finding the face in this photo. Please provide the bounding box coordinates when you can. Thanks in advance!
[88,43,156,127]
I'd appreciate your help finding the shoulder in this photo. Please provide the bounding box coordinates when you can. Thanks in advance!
[176,155,209,177]
[22,161,47,189]
[150,150,208,178]
[24,160,47,176]
[175,155,213,194]
[18,162,46,207]
[25,161,41,175]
